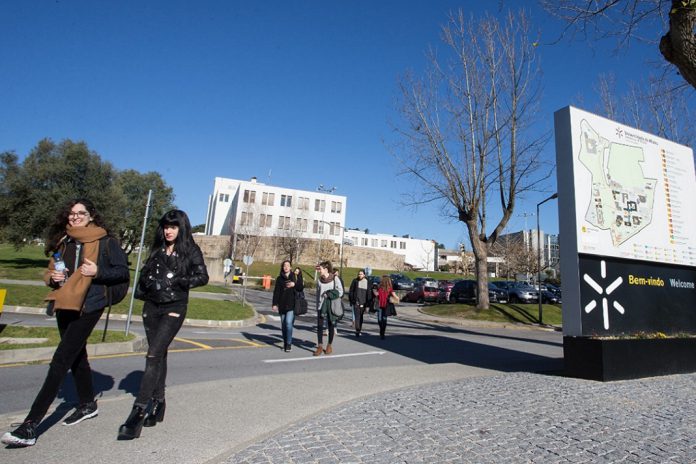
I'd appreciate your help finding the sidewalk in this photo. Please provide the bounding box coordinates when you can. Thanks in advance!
[2,304,693,462]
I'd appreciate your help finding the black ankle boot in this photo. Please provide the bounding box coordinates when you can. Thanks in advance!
[144,399,166,427]
[117,406,146,440]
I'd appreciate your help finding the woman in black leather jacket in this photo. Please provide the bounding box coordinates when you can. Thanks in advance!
[118,210,208,440]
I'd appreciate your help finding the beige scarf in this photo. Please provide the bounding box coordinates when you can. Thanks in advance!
[44,224,107,311]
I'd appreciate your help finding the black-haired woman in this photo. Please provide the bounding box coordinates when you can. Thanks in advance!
[272,260,303,351]
[118,210,208,440]
[1,199,129,447]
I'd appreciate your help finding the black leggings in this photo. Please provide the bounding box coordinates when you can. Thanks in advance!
[317,315,335,345]
[134,302,186,407]
[27,309,103,423]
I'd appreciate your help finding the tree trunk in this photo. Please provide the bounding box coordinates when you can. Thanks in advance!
[659,2,696,90]
[469,231,490,310]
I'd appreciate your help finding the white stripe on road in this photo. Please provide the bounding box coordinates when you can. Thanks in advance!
[264,351,386,363]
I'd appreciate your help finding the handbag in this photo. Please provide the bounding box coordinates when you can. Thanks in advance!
[295,291,308,315]
[329,277,344,318]
[387,302,397,317]
[389,292,400,304]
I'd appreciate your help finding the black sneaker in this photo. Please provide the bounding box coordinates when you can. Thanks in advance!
[62,401,98,426]
[1,421,37,447]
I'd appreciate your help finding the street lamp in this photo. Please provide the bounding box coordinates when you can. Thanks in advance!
[537,192,558,326]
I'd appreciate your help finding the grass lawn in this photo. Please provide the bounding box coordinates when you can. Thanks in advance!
[421,302,563,326]
[0,324,135,350]
[0,283,254,321]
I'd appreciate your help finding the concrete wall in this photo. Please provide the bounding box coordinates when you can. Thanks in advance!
[194,235,405,283]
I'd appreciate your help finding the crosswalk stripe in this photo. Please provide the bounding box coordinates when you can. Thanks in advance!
[263,350,386,363]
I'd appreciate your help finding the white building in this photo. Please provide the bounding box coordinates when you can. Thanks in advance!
[343,229,437,271]
[205,177,347,242]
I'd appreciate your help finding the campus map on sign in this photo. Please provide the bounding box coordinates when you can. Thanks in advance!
[578,120,657,246]
[568,107,696,266]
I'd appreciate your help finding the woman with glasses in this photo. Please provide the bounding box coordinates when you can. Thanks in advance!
[117,209,208,440]
[1,199,129,447]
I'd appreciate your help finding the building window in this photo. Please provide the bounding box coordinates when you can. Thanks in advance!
[314,199,325,212]
[331,201,342,213]
[381,240,387,248]
[278,216,291,230]
[390,240,397,249]
[361,238,368,246]
[371,239,378,247]
[262,192,275,206]
[243,190,256,204]
[259,214,272,228]
[298,197,309,210]
[313,220,324,234]
[301,218,308,232]
[400,242,406,249]
[281,195,292,207]
[240,211,253,226]
[218,193,229,202]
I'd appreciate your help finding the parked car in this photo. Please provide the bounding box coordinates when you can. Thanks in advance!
[488,283,508,303]
[413,277,438,288]
[367,275,381,288]
[437,280,455,303]
[540,288,562,304]
[448,280,508,304]
[389,274,414,291]
[507,283,539,304]
[402,283,440,304]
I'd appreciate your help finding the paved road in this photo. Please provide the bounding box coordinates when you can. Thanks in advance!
[1,285,694,463]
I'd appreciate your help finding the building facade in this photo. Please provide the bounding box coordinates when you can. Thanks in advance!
[205,177,347,242]
[342,229,437,271]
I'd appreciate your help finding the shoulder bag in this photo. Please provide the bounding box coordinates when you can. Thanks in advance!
[330,277,345,318]
[295,290,308,316]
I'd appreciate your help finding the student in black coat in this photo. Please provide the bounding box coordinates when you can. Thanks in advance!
[272,260,303,351]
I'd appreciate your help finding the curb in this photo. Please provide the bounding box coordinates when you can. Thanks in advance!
[0,334,148,365]
[1,305,258,328]
[412,306,561,331]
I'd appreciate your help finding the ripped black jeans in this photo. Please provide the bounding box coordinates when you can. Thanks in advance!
[134,301,186,408]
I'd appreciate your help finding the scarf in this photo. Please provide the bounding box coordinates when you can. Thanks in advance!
[45,224,107,311]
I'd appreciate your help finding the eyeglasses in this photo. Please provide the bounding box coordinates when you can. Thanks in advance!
[69,211,89,218]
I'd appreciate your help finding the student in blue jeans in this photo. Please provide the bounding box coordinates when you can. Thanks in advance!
[272,260,303,352]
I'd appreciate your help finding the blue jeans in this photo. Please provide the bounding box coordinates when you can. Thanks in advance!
[280,310,295,345]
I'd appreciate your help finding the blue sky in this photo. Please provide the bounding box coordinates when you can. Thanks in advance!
[0,0,677,249]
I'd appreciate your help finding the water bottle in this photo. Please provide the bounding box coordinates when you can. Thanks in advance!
[53,252,67,286]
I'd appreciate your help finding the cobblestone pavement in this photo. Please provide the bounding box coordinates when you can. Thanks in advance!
[227,372,696,464]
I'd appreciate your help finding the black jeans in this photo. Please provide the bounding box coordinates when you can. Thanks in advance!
[317,315,335,345]
[134,302,186,407]
[26,308,103,423]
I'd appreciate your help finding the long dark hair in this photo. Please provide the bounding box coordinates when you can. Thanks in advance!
[150,209,196,268]
[278,260,296,281]
[44,198,107,255]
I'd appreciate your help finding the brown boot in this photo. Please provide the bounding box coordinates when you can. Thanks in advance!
[313,345,323,356]
[324,344,333,355]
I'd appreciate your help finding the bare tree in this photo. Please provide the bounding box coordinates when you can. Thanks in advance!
[540,0,696,90]
[595,72,695,147]
[394,10,550,309]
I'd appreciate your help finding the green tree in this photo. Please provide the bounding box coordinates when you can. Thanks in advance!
[0,139,174,254]
[113,169,175,254]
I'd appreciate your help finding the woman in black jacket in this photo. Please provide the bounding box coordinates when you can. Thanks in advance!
[1,199,129,448]
[348,269,372,337]
[272,260,303,352]
[118,210,208,440]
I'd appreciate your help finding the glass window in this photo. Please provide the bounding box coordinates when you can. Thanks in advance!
[262,192,275,206]
[281,195,292,207]
[243,190,256,204]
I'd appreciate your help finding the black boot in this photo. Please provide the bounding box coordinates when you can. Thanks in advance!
[144,399,166,427]
[379,321,386,339]
[117,406,146,440]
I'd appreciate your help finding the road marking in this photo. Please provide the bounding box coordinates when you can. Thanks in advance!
[191,331,244,335]
[174,337,213,349]
[263,351,386,363]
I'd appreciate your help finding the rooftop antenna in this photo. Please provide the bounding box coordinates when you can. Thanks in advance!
[267,169,272,184]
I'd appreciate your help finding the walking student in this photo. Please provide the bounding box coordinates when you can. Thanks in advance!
[272,260,303,352]
[376,276,397,340]
[117,210,208,440]
[1,199,129,447]
[314,261,343,356]
[348,269,372,337]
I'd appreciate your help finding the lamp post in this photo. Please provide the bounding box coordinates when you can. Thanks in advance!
[537,192,558,325]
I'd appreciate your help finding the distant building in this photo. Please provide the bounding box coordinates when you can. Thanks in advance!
[495,229,560,272]
[343,229,437,272]
[205,177,347,242]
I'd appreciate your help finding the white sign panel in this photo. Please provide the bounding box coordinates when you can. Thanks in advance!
[566,107,696,266]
